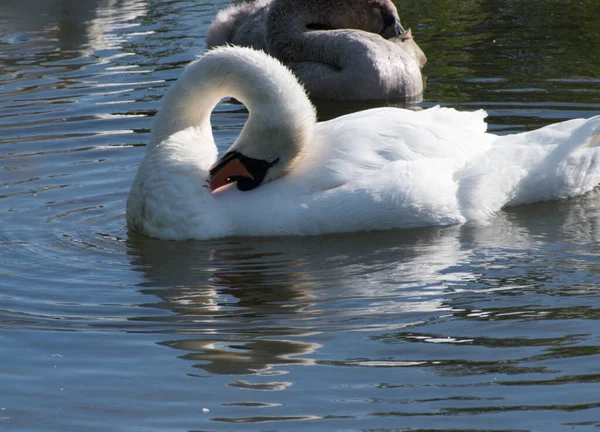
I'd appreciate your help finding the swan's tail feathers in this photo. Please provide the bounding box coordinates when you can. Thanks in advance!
[589,132,600,148]
[554,115,600,197]
[505,115,600,204]
[457,115,600,220]
[560,114,600,150]
[428,105,489,135]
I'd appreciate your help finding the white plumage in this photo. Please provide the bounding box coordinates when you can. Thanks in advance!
[126,46,600,240]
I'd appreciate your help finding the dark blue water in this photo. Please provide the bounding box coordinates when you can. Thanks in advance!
[1,0,600,431]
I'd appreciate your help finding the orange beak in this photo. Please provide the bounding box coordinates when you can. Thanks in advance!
[209,158,254,192]
[209,150,278,192]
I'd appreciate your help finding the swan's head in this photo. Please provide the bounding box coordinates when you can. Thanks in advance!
[208,114,312,192]
[205,48,316,193]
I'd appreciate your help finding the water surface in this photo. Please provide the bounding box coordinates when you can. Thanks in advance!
[1,0,600,431]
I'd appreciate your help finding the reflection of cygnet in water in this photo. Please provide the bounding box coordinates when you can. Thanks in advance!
[206,0,426,100]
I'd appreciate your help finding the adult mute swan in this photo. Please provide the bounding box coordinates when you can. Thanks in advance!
[126,46,600,240]
[206,0,426,100]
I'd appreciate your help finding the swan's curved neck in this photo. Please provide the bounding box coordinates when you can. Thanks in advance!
[150,48,316,149]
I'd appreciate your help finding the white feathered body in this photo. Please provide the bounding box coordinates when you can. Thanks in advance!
[128,104,600,240]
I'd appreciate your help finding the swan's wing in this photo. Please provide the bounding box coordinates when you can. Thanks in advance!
[289,106,493,192]
[222,105,600,237]
[228,106,488,235]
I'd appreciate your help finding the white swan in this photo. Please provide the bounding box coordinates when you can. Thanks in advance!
[126,46,600,240]
[206,0,426,100]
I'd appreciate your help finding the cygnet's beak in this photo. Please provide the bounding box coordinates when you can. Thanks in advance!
[381,15,406,39]
[209,150,277,192]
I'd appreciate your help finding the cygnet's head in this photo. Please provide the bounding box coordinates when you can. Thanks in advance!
[333,0,406,39]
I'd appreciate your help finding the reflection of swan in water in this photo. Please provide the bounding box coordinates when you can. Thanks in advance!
[162,338,320,376]
[127,188,600,376]
[126,226,471,375]
[126,46,600,240]
[207,0,426,100]
[127,235,324,376]
[127,233,325,375]
[126,189,600,377]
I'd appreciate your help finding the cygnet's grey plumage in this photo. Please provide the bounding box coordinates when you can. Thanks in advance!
[206,0,426,100]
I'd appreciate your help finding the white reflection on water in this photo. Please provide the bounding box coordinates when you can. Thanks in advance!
[0,0,147,56]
